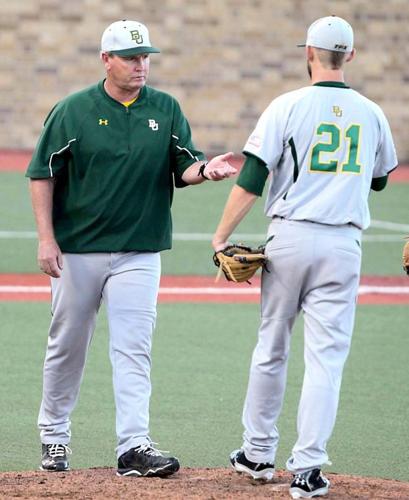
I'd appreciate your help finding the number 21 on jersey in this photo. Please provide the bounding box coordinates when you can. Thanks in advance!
[309,122,362,174]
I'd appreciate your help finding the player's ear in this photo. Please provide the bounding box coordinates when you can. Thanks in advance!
[345,48,356,63]
[306,46,314,62]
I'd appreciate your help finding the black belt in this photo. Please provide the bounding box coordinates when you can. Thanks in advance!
[271,216,359,229]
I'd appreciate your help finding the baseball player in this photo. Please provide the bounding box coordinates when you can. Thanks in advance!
[212,16,397,498]
[26,20,236,475]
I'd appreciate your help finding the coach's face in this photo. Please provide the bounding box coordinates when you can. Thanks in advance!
[102,53,150,95]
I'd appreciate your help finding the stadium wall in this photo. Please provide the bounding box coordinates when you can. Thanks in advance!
[0,0,408,161]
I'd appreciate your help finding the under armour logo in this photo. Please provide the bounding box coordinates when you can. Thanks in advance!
[332,106,342,117]
[148,119,159,131]
[99,118,109,126]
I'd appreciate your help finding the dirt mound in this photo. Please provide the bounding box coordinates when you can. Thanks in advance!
[1,467,408,499]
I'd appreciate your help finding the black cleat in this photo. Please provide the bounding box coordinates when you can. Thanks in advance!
[40,443,71,472]
[229,448,275,481]
[289,468,330,498]
[117,443,180,477]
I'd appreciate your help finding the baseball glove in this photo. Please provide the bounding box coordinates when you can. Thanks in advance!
[403,237,409,275]
[213,244,266,283]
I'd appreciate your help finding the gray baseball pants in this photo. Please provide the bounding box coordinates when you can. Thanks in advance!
[38,252,161,458]
[241,218,362,473]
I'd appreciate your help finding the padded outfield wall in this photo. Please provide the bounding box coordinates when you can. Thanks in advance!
[0,0,408,161]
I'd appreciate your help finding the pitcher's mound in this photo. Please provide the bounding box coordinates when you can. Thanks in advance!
[1,467,408,499]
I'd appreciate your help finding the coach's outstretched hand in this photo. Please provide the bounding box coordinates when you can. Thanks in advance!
[181,153,237,185]
[204,152,237,181]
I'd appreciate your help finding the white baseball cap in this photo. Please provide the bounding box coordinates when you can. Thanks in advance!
[101,20,160,56]
[298,16,354,53]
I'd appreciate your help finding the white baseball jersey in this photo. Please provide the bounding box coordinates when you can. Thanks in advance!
[243,82,398,229]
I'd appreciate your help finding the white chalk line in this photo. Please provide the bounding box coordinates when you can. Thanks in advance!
[1,285,408,295]
[0,233,405,243]
[0,219,407,242]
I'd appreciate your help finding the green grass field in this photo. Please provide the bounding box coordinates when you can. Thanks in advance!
[0,170,408,478]
[0,303,408,479]
[0,172,408,275]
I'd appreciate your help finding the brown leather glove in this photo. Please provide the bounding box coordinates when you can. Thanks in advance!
[213,244,266,283]
[403,238,409,275]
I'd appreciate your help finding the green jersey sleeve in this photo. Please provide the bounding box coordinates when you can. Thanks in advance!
[170,100,206,187]
[370,174,388,191]
[236,153,269,196]
[26,102,76,179]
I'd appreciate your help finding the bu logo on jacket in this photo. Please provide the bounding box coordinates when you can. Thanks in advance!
[148,119,159,131]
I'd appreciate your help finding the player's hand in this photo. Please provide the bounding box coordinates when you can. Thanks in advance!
[212,239,230,252]
[38,239,63,278]
[205,152,237,181]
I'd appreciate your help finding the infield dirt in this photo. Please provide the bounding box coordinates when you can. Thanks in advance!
[1,467,409,499]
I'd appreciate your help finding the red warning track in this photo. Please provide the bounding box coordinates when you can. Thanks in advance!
[0,274,408,304]
[1,150,408,182]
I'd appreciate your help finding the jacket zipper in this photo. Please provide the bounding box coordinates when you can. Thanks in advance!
[126,105,130,152]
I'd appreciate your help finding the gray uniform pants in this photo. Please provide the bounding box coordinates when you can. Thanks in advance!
[242,218,362,473]
[38,252,161,458]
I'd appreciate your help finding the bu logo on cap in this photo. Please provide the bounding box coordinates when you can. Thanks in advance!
[130,30,144,44]
[99,118,109,126]
[148,119,159,131]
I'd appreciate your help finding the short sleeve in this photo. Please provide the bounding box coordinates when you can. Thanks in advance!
[26,102,76,179]
[372,109,398,178]
[243,96,287,172]
[170,100,206,187]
